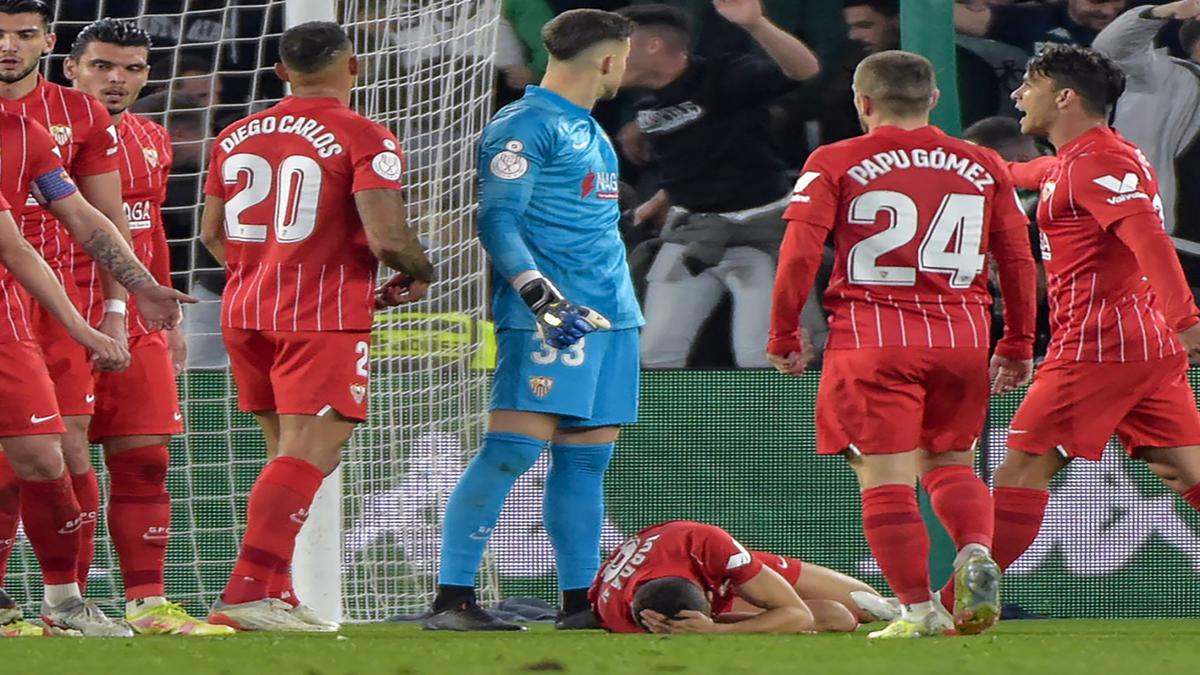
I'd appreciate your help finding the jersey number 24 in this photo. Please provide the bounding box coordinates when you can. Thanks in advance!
[847,190,985,289]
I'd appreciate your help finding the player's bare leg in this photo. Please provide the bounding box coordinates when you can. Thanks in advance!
[4,435,129,637]
[425,410,559,632]
[1140,445,1200,515]
[919,449,1001,635]
[209,411,350,633]
[59,416,98,595]
[848,452,951,639]
[100,435,232,636]
[787,561,885,623]
[547,424,619,630]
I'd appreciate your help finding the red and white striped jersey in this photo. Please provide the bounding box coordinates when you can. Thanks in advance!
[0,110,73,343]
[0,191,34,344]
[774,125,1033,353]
[204,96,405,332]
[0,77,118,278]
[71,112,173,337]
[1037,126,1185,363]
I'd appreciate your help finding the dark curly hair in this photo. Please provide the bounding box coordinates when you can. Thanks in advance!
[0,0,50,27]
[69,18,153,60]
[1027,43,1125,118]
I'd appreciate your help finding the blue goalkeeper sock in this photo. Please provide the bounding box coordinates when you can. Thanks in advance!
[543,442,614,594]
[438,432,545,588]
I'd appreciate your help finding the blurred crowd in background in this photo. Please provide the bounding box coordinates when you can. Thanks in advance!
[39,1,1200,369]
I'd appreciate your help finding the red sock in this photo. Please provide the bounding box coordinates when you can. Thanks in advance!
[1182,483,1200,512]
[992,486,1050,570]
[221,457,324,604]
[71,469,100,592]
[106,445,171,600]
[20,473,82,586]
[0,456,19,585]
[923,465,993,549]
[862,484,931,605]
[269,562,298,607]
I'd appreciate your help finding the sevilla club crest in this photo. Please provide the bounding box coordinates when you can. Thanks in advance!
[349,383,367,404]
[48,124,72,146]
[528,376,553,399]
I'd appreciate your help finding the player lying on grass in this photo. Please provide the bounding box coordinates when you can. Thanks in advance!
[589,520,890,634]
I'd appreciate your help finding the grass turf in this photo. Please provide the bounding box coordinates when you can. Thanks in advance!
[3,620,1198,674]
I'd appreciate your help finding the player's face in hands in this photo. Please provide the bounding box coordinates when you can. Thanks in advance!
[1012,72,1055,137]
[67,43,151,114]
[0,14,52,84]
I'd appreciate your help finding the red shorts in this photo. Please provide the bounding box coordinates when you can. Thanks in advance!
[0,340,66,436]
[29,286,94,417]
[1008,353,1200,461]
[90,331,182,443]
[752,550,802,586]
[224,328,371,421]
[816,347,989,455]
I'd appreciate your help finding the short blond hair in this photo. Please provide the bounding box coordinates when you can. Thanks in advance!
[853,50,936,117]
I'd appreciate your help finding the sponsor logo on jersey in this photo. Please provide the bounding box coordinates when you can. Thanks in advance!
[48,124,72,146]
[350,383,367,404]
[581,170,619,200]
[490,139,529,180]
[124,198,154,230]
[528,376,553,399]
[790,171,821,203]
[143,147,159,168]
[372,151,403,181]
[1094,172,1149,205]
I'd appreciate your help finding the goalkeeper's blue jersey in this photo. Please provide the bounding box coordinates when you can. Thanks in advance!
[478,86,643,331]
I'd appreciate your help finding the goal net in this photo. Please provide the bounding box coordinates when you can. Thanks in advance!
[3,0,498,622]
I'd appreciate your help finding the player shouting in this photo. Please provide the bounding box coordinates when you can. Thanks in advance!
[63,18,231,636]
[201,21,432,632]
[937,45,1200,611]
[592,520,887,634]
[768,50,1038,639]
[424,9,642,632]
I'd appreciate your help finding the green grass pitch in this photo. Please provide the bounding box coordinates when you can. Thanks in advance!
[4,620,1199,674]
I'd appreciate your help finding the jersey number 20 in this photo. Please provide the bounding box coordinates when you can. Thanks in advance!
[223,153,323,244]
[847,190,985,289]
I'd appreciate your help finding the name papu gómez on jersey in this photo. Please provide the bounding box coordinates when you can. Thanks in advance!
[218,114,345,159]
[841,147,997,192]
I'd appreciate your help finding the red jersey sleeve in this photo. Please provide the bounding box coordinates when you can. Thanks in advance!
[203,143,226,198]
[693,525,762,588]
[158,130,174,205]
[347,121,404,194]
[73,97,119,177]
[1069,151,1160,230]
[1008,155,1055,191]
[24,117,65,179]
[781,147,840,226]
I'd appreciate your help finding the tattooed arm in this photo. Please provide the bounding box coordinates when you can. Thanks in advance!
[355,188,434,282]
[77,171,133,306]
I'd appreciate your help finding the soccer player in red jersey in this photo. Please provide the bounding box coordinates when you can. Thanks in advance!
[768,51,1039,639]
[60,18,231,636]
[936,44,1200,612]
[590,520,884,634]
[200,22,432,632]
[0,0,193,617]
[0,190,129,637]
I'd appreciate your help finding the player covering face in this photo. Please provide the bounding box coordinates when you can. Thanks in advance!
[768,50,1039,639]
[935,44,1200,615]
[200,21,432,632]
[424,9,640,632]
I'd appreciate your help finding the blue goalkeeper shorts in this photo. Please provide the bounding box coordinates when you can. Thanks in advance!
[490,328,639,428]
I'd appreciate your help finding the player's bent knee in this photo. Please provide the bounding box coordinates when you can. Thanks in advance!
[993,449,1063,489]
[2,436,66,480]
[807,599,857,632]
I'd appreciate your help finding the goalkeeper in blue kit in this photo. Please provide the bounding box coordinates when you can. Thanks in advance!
[423,9,643,631]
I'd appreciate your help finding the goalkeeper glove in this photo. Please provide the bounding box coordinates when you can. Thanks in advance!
[516,272,611,350]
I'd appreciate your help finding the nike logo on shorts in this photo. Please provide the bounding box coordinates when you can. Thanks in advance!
[85,394,96,403]
[30,413,57,424]
[173,412,183,421]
